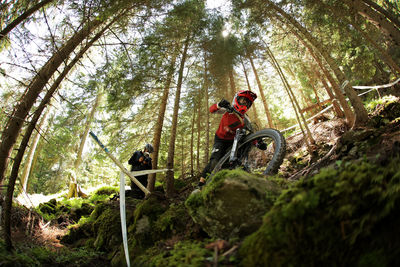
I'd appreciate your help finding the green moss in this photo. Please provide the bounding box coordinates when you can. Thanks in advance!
[92,186,119,196]
[239,158,400,266]
[92,206,122,251]
[367,96,400,127]
[0,239,104,266]
[174,178,187,191]
[186,169,262,210]
[154,202,190,237]
[90,202,108,220]
[133,240,213,267]
[366,95,399,112]
[61,218,94,245]
[132,195,167,226]
[118,195,169,258]
[186,169,282,239]
[60,198,85,209]
[36,198,59,221]
[35,197,96,224]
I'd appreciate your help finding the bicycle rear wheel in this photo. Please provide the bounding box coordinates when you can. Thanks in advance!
[207,128,286,183]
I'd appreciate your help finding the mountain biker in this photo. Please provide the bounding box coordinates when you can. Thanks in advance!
[128,143,154,199]
[198,90,267,187]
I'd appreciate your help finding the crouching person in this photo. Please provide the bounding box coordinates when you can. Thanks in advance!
[128,143,154,199]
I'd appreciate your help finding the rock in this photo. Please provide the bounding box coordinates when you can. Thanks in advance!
[185,169,282,240]
[348,146,359,157]
[92,205,122,251]
[239,158,400,266]
[340,129,375,146]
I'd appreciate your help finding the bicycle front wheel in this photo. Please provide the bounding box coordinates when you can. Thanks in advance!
[208,128,286,181]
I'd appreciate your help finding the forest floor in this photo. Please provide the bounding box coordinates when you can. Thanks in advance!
[9,203,67,249]
[5,96,400,265]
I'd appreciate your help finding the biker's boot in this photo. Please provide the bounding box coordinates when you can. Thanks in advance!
[198,177,206,187]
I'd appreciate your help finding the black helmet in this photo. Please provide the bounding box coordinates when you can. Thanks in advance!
[144,143,154,153]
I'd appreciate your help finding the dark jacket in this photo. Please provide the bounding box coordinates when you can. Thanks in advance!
[128,150,152,172]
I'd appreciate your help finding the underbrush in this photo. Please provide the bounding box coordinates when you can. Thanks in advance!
[0,239,104,267]
[35,186,118,222]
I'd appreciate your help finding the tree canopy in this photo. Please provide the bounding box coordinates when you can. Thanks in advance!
[0,0,399,251]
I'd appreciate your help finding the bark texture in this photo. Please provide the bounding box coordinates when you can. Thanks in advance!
[148,52,177,192]
[166,36,190,198]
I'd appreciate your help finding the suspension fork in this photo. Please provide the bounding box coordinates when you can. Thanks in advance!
[229,128,246,164]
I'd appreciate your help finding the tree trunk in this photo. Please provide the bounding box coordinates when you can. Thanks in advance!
[266,45,315,146]
[241,56,253,91]
[19,105,51,194]
[248,52,274,128]
[27,113,54,192]
[240,56,262,128]
[222,75,230,100]
[148,51,178,192]
[196,93,201,172]
[268,1,368,127]
[190,102,196,176]
[180,131,185,179]
[0,0,54,42]
[0,17,104,188]
[313,67,344,117]
[283,65,316,145]
[362,0,400,29]
[229,68,236,95]
[203,55,210,166]
[306,69,323,111]
[349,0,400,45]
[67,91,102,199]
[273,15,351,122]
[166,36,190,198]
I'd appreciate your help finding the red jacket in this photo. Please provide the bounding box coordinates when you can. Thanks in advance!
[210,103,245,140]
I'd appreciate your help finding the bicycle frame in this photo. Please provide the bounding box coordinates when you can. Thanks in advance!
[207,108,286,181]
[228,112,254,164]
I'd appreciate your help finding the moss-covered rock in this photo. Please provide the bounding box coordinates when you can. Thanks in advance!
[368,96,400,128]
[69,202,94,223]
[239,158,400,266]
[92,186,119,197]
[185,169,282,240]
[92,204,122,251]
[60,220,94,245]
[37,198,57,215]
[110,195,169,265]
[153,202,190,238]
[61,201,120,249]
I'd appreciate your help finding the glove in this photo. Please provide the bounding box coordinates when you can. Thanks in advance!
[256,140,267,150]
[218,99,231,109]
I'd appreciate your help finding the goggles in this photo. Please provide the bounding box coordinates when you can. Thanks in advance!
[237,96,252,108]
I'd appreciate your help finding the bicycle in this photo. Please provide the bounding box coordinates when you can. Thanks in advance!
[206,106,286,184]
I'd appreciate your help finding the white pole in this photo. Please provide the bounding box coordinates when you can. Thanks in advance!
[119,172,131,267]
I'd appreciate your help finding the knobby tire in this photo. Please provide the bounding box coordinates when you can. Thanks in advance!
[207,128,286,184]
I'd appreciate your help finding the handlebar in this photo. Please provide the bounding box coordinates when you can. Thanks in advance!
[224,105,253,132]
[224,105,240,116]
